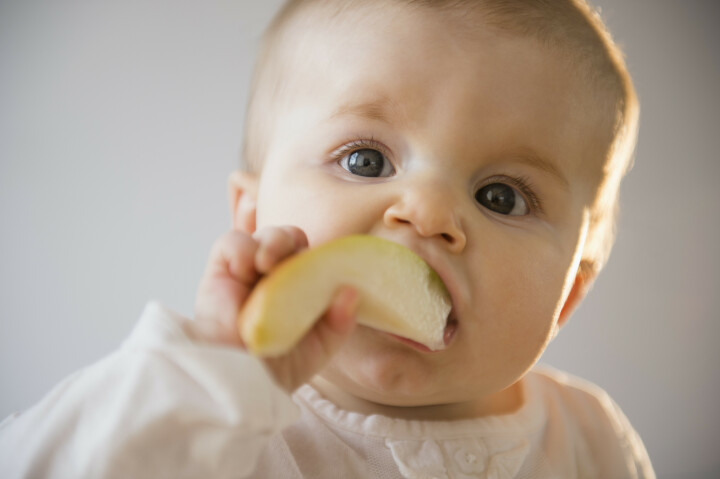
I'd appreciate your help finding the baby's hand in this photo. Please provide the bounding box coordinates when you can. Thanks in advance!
[194,226,358,392]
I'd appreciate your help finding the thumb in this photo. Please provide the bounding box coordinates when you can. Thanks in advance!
[316,285,359,343]
[265,286,359,392]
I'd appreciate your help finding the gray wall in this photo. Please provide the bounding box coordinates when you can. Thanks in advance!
[1,1,718,477]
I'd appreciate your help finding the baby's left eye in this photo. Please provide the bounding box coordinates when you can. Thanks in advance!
[339,148,395,178]
[475,183,529,216]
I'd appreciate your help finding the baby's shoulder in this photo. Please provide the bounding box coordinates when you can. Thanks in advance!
[526,365,653,477]
[528,365,622,421]
[528,365,636,438]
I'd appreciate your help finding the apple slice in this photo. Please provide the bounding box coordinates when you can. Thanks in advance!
[238,235,452,357]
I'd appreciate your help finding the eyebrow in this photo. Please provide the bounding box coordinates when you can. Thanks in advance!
[330,99,570,189]
[330,97,402,124]
[511,150,570,190]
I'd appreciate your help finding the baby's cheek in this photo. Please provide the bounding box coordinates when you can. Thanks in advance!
[493,245,570,333]
[255,188,337,246]
[256,174,313,225]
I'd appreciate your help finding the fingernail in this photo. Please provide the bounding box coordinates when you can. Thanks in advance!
[344,287,360,314]
[240,196,256,212]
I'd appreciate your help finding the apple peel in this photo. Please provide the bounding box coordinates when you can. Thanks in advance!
[238,235,452,357]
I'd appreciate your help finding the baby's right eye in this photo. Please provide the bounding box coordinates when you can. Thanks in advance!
[339,148,395,178]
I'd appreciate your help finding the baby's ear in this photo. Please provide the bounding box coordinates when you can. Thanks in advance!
[556,270,595,331]
[228,170,259,234]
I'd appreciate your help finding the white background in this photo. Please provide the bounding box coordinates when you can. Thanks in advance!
[1,1,718,477]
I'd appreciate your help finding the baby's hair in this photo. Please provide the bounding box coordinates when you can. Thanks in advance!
[241,0,639,281]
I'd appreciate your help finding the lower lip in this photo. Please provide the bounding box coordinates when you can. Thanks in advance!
[385,333,439,353]
[384,320,458,353]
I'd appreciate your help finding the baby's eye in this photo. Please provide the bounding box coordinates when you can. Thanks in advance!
[339,148,395,178]
[475,183,529,216]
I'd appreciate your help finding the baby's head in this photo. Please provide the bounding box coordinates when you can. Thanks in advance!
[231,0,638,416]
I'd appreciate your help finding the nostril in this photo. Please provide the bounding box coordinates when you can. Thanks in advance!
[385,207,464,250]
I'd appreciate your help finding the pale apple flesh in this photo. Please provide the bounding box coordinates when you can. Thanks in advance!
[238,235,452,357]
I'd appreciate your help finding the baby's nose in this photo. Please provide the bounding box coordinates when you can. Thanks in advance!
[383,179,466,253]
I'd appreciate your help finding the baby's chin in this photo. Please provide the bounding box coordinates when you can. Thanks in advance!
[311,371,453,416]
[312,369,524,421]
[312,362,472,416]
[312,341,528,419]
[323,334,455,395]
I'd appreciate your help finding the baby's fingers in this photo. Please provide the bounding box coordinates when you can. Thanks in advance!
[204,230,260,285]
[194,231,260,345]
[252,226,309,274]
[265,286,358,392]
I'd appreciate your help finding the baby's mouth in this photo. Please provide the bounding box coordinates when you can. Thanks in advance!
[386,308,458,353]
[424,257,460,348]
[444,308,459,347]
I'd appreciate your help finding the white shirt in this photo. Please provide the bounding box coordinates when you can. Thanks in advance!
[0,302,654,478]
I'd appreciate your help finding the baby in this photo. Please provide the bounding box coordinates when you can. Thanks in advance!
[0,0,654,478]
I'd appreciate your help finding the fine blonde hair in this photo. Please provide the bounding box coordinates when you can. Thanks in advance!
[242,0,639,281]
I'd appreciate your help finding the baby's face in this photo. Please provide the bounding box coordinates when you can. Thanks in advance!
[252,5,612,415]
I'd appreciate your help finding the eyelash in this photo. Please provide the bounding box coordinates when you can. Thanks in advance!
[482,174,544,215]
[331,137,392,166]
[331,138,544,215]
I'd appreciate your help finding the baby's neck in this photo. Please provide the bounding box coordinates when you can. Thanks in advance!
[308,377,524,421]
